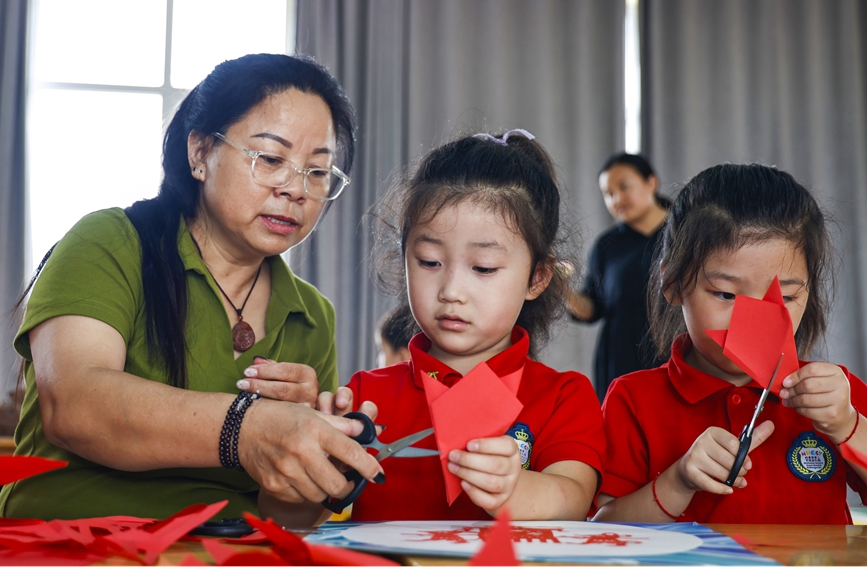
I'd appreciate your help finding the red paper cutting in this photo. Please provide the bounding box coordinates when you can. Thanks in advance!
[704,276,800,395]
[100,500,227,564]
[200,537,286,566]
[242,513,311,565]
[422,363,524,505]
[0,456,68,485]
[178,553,209,566]
[243,512,399,566]
[468,508,520,566]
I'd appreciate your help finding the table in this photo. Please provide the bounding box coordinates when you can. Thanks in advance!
[150,523,867,566]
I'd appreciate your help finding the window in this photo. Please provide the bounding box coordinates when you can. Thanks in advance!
[624,0,641,154]
[27,0,294,270]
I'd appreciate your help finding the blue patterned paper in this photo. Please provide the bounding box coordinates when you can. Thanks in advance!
[304,521,779,565]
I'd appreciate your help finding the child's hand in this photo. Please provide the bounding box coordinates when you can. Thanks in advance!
[780,362,857,443]
[447,436,522,513]
[317,387,379,419]
[676,422,775,494]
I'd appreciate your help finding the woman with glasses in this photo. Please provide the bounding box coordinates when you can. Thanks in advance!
[0,53,383,524]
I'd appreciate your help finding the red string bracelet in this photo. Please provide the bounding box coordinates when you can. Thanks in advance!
[839,411,860,446]
[652,474,683,520]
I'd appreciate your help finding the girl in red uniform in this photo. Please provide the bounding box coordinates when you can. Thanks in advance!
[594,163,867,524]
[310,130,605,523]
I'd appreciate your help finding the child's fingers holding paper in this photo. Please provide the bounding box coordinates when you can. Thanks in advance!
[781,362,855,440]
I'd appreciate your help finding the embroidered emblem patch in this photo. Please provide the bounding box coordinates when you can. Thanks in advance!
[788,432,835,482]
[507,422,534,470]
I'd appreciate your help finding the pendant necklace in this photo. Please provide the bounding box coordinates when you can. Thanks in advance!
[213,265,262,352]
[191,236,263,352]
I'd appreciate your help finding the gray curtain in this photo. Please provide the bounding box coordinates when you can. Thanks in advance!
[0,0,28,435]
[643,0,867,376]
[294,0,625,385]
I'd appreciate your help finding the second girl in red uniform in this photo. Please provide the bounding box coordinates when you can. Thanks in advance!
[594,163,867,524]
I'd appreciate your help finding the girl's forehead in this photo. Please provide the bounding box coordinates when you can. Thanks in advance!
[416,199,513,227]
[703,238,809,280]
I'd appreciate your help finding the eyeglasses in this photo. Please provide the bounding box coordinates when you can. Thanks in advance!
[213,132,350,201]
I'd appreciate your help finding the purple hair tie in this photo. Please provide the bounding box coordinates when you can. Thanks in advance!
[473,129,536,146]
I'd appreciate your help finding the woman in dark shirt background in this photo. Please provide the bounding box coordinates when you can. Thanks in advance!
[568,153,670,402]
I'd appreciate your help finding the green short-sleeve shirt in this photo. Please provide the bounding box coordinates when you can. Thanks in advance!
[0,208,338,520]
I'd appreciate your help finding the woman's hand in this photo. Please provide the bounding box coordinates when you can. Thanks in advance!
[237,357,319,406]
[446,436,521,513]
[676,422,775,494]
[780,362,857,444]
[240,402,385,505]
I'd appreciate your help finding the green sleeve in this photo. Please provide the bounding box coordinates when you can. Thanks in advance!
[14,208,143,361]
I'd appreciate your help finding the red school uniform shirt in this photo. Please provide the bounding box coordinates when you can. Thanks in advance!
[347,326,605,521]
[602,333,867,524]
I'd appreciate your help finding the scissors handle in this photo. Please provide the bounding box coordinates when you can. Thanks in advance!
[322,469,367,513]
[343,411,378,444]
[320,412,377,513]
[725,425,752,487]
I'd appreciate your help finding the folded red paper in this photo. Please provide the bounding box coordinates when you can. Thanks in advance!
[422,362,524,504]
[704,276,800,396]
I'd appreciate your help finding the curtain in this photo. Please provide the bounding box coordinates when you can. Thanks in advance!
[643,0,867,376]
[294,0,625,384]
[0,0,28,435]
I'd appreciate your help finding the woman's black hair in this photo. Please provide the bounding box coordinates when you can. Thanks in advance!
[20,53,356,389]
[599,152,672,208]
[372,131,571,359]
[648,163,832,359]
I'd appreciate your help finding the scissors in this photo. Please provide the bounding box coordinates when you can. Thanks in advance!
[322,411,439,513]
[724,353,785,487]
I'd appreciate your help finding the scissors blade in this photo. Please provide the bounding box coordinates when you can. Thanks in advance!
[393,447,441,458]
[375,428,435,462]
[747,353,784,433]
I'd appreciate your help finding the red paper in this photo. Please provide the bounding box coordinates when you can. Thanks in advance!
[201,537,285,565]
[422,363,524,504]
[0,456,68,485]
[840,442,867,470]
[243,513,312,565]
[468,508,520,566]
[243,512,398,566]
[101,500,227,564]
[178,553,209,566]
[307,542,401,566]
[704,276,800,395]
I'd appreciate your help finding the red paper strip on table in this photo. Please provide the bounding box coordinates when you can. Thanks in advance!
[243,512,399,566]
[704,276,800,396]
[468,507,520,566]
[0,455,67,485]
[422,362,524,504]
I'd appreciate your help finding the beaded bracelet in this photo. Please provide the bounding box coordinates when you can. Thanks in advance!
[838,411,861,446]
[219,392,260,471]
[652,474,683,520]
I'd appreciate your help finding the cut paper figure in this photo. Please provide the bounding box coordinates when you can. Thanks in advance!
[422,362,524,504]
[704,276,800,395]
